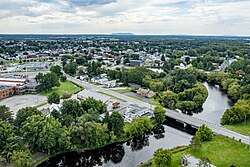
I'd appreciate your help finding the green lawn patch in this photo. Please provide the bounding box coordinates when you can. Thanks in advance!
[98,92,127,102]
[112,88,131,93]
[171,136,250,167]
[40,81,82,97]
[224,121,250,136]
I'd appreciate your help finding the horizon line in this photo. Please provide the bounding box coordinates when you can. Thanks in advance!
[0,33,250,37]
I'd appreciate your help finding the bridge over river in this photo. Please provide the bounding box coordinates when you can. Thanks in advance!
[67,75,250,145]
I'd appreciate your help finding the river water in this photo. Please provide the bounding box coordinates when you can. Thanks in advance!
[193,82,233,125]
[39,82,231,167]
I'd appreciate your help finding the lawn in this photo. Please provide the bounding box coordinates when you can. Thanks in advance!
[40,81,82,97]
[224,121,250,136]
[98,92,127,102]
[112,88,131,93]
[171,136,250,167]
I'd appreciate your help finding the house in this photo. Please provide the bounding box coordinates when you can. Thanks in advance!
[116,104,154,123]
[49,103,62,113]
[137,88,156,98]
[129,60,142,66]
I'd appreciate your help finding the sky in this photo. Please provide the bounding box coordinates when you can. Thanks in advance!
[0,0,250,35]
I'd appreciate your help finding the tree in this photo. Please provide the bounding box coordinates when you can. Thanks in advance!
[221,99,250,125]
[0,105,13,123]
[154,106,166,124]
[71,114,108,147]
[14,107,41,127]
[64,62,78,75]
[116,59,121,65]
[21,115,63,154]
[50,65,62,77]
[11,150,32,167]
[107,112,125,137]
[195,125,213,142]
[81,97,107,114]
[60,75,67,82]
[48,92,60,104]
[152,148,172,167]
[126,116,153,138]
[190,135,201,148]
[0,119,14,154]
[61,99,84,117]
[35,72,60,92]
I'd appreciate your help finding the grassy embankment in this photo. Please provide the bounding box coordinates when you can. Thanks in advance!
[138,135,250,167]
[225,121,250,136]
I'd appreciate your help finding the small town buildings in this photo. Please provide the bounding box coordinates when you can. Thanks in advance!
[137,88,156,98]
[116,104,154,122]
[220,57,237,71]
[129,60,142,66]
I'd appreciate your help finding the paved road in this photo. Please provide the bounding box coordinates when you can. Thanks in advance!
[67,75,250,145]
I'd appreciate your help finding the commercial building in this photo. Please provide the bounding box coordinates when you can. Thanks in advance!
[0,77,37,99]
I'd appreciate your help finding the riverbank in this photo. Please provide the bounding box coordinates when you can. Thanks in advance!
[225,121,250,136]
[138,135,250,167]
[33,119,160,167]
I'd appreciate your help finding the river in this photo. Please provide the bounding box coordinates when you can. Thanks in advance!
[193,82,233,125]
[38,82,231,167]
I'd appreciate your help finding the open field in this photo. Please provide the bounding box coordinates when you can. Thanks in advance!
[40,81,82,97]
[171,136,250,167]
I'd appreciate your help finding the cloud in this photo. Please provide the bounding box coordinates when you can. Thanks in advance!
[0,0,250,35]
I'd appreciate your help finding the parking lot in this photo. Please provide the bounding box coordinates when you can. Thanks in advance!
[0,94,47,117]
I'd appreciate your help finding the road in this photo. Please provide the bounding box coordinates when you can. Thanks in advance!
[66,75,250,145]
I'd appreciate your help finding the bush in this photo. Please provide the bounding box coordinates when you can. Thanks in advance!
[195,125,213,142]
[61,93,72,99]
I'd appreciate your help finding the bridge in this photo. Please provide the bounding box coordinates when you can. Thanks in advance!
[67,75,250,145]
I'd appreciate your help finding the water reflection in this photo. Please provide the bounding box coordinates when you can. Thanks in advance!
[153,125,165,139]
[40,144,125,167]
[39,125,193,167]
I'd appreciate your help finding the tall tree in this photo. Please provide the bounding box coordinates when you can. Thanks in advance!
[0,119,14,161]
[0,105,13,123]
[81,97,107,114]
[153,106,166,124]
[48,92,60,104]
[195,125,213,142]
[107,111,125,137]
[35,72,60,92]
[14,107,41,127]
[21,115,63,154]
[50,65,62,77]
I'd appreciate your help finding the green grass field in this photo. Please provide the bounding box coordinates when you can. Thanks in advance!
[40,81,82,97]
[98,92,127,102]
[112,88,131,93]
[225,121,250,136]
[171,136,250,167]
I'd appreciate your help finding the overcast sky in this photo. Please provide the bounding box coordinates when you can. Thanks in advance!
[0,0,250,35]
